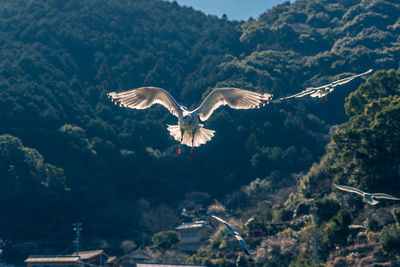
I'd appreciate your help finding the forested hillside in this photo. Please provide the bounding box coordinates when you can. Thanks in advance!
[187,70,400,266]
[0,0,399,265]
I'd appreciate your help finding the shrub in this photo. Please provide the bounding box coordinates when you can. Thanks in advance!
[151,230,179,252]
[322,209,351,248]
[316,198,340,222]
[292,254,325,267]
[380,224,400,255]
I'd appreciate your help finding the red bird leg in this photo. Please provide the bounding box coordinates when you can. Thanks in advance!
[177,132,184,156]
[325,96,328,101]
[321,97,324,102]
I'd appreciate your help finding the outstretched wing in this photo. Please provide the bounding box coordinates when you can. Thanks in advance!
[212,215,235,233]
[235,235,251,256]
[334,184,365,196]
[279,88,317,100]
[107,87,181,118]
[372,193,400,200]
[196,88,272,121]
[328,69,373,88]
[279,69,373,100]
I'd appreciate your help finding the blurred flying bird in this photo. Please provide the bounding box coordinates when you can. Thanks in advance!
[280,69,373,102]
[333,184,400,205]
[108,87,272,157]
[211,215,251,256]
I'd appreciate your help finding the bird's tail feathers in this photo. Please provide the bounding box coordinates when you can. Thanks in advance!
[167,124,215,147]
[167,124,181,142]
[192,126,215,147]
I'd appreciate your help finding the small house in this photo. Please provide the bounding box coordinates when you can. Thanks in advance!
[175,221,212,252]
[118,249,151,266]
[25,250,115,267]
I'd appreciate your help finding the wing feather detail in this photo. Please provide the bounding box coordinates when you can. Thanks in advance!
[212,215,235,233]
[212,215,250,256]
[372,193,400,200]
[279,89,316,100]
[329,69,373,88]
[236,236,251,255]
[334,184,365,196]
[279,69,373,100]
[197,88,272,121]
[107,87,180,118]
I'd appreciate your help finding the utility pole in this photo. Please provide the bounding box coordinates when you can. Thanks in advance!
[73,222,82,257]
[312,205,318,265]
[0,248,4,267]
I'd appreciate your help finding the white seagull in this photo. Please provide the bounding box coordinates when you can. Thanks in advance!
[108,87,272,157]
[280,69,373,102]
[334,184,400,205]
[211,215,251,256]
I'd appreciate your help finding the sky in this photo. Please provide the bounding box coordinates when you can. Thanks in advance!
[164,0,291,21]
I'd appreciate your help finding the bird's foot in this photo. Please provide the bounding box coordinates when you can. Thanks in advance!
[325,96,328,102]
[321,97,324,102]
[190,148,194,158]
[176,146,181,156]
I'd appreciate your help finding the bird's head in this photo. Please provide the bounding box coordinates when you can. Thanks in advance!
[182,113,193,124]
[366,194,379,205]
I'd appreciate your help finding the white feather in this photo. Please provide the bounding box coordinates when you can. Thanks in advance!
[196,88,272,121]
[280,69,373,100]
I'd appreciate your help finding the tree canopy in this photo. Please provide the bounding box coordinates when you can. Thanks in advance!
[0,0,399,264]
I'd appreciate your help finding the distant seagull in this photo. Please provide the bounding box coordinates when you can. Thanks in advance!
[280,69,373,102]
[108,87,272,157]
[211,215,251,256]
[333,184,400,205]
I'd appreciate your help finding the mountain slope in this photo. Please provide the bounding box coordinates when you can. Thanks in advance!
[0,0,399,263]
[188,70,400,267]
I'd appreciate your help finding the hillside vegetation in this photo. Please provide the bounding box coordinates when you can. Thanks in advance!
[188,69,400,266]
[0,0,399,265]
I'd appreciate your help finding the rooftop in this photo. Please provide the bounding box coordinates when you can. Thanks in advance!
[123,249,151,260]
[25,256,80,263]
[26,250,107,263]
[175,221,209,230]
[71,250,104,260]
[106,256,117,263]
[135,263,205,267]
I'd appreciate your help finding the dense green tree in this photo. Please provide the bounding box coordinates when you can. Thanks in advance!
[151,230,179,252]
[380,224,400,254]
[0,134,70,251]
[0,0,399,264]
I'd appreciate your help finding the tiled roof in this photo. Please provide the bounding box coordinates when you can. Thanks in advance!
[71,250,104,259]
[136,264,205,267]
[106,256,117,263]
[125,250,151,259]
[25,256,80,263]
[26,250,107,263]
[175,221,209,230]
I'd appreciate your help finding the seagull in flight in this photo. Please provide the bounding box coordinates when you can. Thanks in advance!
[211,215,251,256]
[280,69,373,102]
[108,87,272,157]
[333,184,400,205]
